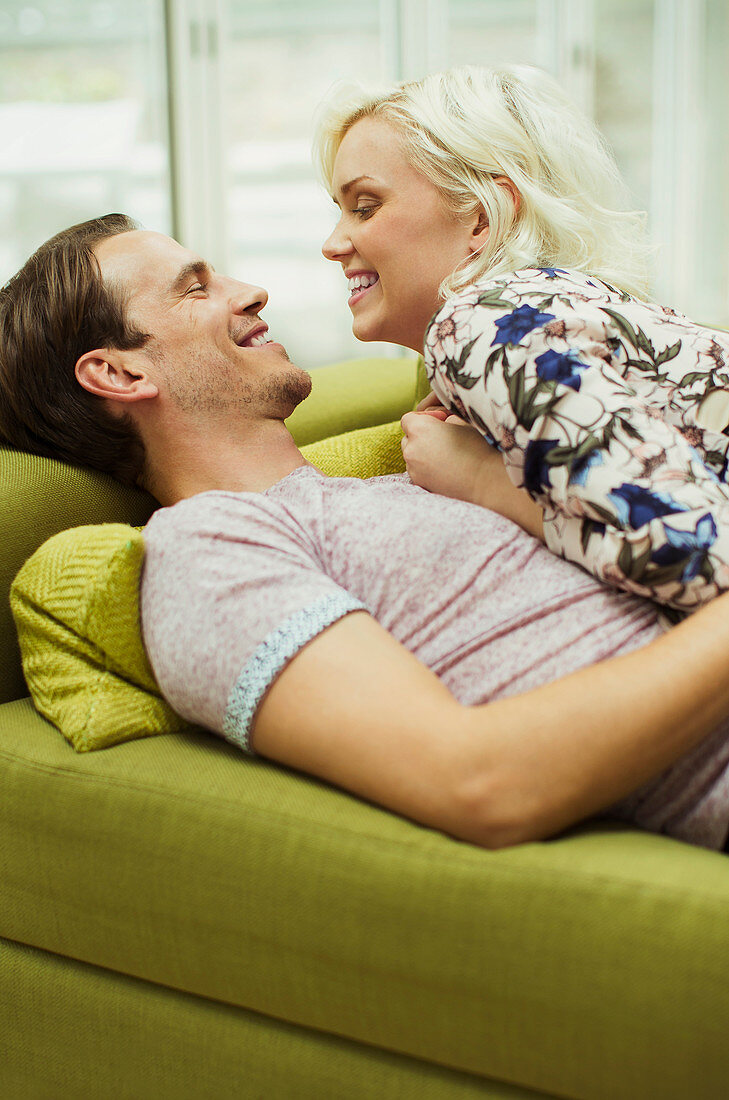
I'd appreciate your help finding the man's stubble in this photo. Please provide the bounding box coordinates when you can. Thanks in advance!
[163,345,312,419]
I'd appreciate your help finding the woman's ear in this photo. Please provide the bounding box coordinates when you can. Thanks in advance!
[469,207,491,253]
[495,175,521,215]
[468,177,521,254]
[75,350,159,404]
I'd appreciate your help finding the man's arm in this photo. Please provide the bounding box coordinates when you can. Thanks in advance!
[254,596,729,848]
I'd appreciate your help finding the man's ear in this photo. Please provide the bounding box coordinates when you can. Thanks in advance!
[75,349,159,404]
[468,177,522,254]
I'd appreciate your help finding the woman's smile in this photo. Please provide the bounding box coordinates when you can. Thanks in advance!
[346,270,380,306]
[323,116,482,351]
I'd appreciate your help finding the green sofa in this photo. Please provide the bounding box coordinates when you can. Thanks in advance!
[2,356,729,1100]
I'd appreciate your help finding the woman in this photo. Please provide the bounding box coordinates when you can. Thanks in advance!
[315,64,729,613]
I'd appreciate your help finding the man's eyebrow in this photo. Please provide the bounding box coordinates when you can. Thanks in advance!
[332,175,378,202]
[167,259,214,295]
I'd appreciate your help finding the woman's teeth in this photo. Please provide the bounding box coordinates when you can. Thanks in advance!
[348,273,379,295]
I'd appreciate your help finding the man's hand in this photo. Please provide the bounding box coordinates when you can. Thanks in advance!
[401,411,545,542]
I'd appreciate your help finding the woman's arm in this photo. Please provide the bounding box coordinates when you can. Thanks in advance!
[423,282,729,612]
[253,594,729,849]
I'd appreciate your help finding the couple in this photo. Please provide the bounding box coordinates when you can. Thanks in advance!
[2,65,729,853]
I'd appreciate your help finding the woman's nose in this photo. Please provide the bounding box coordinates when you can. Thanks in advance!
[322,219,352,262]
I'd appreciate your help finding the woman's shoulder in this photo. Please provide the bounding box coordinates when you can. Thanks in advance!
[427,268,618,334]
[424,267,649,362]
[427,267,726,365]
[428,267,654,334]
[469,266,633,301]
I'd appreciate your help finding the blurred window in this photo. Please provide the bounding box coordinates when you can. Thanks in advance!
[1,0,727,370]
[221,0,397,367]
[0,0,172,280]
[442,0,729,327]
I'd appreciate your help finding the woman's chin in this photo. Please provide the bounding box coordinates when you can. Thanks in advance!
[351,312,397,346]
[351,319,380,344]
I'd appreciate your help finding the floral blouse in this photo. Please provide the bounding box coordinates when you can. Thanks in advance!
[424,267,729,612]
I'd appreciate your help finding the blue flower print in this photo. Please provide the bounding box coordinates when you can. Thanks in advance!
[608,484,689,528]
[538,268,568,279]
[422,264,729,612]
[651,514,718,582]
[524,438,560,494]
[569,448,603,487]
[535,349,587,392]
[491,304,556,347]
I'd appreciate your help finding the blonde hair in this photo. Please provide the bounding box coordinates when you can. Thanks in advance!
[314,64,651,299]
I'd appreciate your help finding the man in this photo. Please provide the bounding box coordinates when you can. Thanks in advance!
[3,214,729,852]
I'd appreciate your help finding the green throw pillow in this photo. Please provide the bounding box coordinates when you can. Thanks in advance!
[10,421,405,751]
[300,418,404,478]
[10,523,188,751]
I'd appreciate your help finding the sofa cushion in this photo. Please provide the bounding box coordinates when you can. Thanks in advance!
[3,935,535,1100]
[286,354,428,445]
[10,421,405,752]
[10,524,187,752]
[0,447,156,706]
[299,418,405,479]
[2,697,729,1100]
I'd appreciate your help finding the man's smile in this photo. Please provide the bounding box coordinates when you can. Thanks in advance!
[234,323,274,348]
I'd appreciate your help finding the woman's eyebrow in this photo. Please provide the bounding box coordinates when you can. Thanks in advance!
[338,174,377,196]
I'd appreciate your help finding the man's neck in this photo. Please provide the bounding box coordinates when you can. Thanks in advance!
[142,417,308,505]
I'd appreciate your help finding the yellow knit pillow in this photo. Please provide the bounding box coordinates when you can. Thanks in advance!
[10,421,405,751]
[10,524,188,751]
[302,419,405,478]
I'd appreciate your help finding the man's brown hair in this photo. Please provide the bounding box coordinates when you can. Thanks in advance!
[0,213,150,487]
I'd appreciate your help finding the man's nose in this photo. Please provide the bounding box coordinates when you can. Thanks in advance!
[228,280,268,314]
[322,219,352,262]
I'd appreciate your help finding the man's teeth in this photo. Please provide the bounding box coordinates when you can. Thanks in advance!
[348,273,379,293]
[248,333,272,347]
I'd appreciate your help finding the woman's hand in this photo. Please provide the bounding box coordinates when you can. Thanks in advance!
[402,409,496,501]
[415,391,449,416]
[401,410,545,542]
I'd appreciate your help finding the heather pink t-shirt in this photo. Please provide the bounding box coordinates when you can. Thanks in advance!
[140,466,729,850]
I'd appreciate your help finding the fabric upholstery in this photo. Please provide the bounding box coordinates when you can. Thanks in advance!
[299,418,405,478]
[2,698,729,1100]
[286,354,427,445]
[3,937,529,1100]
[0,446,155,705]
[10,525,186,751]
